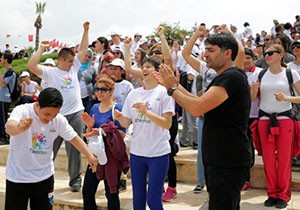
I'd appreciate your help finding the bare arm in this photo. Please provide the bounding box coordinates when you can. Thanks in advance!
[0,73,6,87]
[159,64,228,116]
[124,38,143,78]
[5,118,33,136]
[27,42,50,76]
[157,26,173,68]
[182,27,207,72]
[77,21,90,63]
[70,136,98,172]
[114,109,132,129]
[132,102,172,129]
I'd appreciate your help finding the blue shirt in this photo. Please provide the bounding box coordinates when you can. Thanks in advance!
[0,68,16,103]
[90,103,126,133]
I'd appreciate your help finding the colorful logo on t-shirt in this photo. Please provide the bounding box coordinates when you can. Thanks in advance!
[30,132,47,154]
[135,102,151,123]
[61,77,74,90]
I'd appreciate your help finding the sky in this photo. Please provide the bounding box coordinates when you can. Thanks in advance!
[1,0,299,50]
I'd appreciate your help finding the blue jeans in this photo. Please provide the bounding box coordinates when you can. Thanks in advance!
[130,154,169,210]
[197,117,205,185]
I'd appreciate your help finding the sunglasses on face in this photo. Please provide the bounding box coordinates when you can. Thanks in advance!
[94,87,111,93]
[265,38,270,41]
[263,50,280,57]
[149,50,162,56]
[292,45,300,50]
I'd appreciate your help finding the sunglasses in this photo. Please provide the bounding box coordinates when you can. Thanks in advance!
[149,50,162,56]
[292,45,300,50]
[94,87,111,93]
[265,38,270,41]
[263,50,280,57]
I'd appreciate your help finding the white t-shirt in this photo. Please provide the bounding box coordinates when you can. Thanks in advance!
[24,80,40,97]
[287,62,300,74]
[122,85,174,157]
[112,80,134,106]
[40,57,84,115]
[252,69,300,114]
[6,103,77,183]
[245,67,262,118]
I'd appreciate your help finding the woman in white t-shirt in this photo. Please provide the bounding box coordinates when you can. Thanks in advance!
[114,57,174,210]
[251,44,300,208]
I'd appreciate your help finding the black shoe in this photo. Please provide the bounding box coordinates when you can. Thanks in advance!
[275,199,287,209]
[193,185,204,194]
[264,197,277,207]
[119,179,127,191]
[180,142,188,148]
[0,138,9,145]
[70,182,81,192]
[193,144,198,150]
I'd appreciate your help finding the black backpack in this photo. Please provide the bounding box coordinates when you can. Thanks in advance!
[6,69,21,105]
[258,68,300,120]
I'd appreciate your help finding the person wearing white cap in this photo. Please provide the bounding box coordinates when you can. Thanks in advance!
[110,31,125,54]
[131,32,142,53]
[27,21,91,192]
[19,71,40,104]
[108,58,134,107]
[43,58,56,67]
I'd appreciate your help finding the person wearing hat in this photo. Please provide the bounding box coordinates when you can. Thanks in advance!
[131,32,142,53]
[110,31,125,54]
[43,58,56,67]
[19,71,40,105]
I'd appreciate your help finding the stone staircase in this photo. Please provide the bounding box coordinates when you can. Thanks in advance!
[1,144,300,209]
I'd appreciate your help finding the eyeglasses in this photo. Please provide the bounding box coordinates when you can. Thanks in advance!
[265,38,270,41]
[94,87,111,93]
[292,45,300,50]
[149,50,162,56]
[263,50,281,57]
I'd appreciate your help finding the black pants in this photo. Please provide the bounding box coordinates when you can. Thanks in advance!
[0,101,10,139]
[82,166,121,210]
[167,115,178,188]
[5,175,54,210]
[204,164,249,210]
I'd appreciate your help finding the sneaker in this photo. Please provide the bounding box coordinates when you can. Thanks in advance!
[119,179,127,192]
[264,197,277,207]
[162,187,177,202]
[70,182,81,192]
[241,182,250,191]
[275,199,287,209]
[193,185,204,194]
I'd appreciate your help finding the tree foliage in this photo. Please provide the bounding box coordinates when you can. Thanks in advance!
[154,22,197,45]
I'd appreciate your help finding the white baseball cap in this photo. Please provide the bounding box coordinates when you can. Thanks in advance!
[20,71,30,77]
[109,58,125,69]
[43,58,56,66]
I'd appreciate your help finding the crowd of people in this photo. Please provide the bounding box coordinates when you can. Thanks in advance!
[0,15,300,210]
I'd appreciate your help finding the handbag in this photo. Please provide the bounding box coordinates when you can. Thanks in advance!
[88,128,107,165]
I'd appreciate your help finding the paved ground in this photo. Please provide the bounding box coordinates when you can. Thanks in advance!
[0,165,300,210]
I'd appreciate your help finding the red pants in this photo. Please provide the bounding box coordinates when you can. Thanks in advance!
[258,119,293,202]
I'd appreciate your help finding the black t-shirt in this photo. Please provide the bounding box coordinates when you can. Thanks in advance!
[203,67,252,167]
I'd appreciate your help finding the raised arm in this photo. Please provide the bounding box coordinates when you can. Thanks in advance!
[218,24,245,69]
[77,21,90,63]
[157,26,173,68]
[182,27,208,72]
[124,38,143,78]
[27,41,50,76]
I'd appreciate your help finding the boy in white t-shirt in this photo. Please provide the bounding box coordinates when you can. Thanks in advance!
[4,87,98,210]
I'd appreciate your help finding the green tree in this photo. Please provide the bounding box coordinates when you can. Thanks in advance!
[34,1,46,51]
[154,22,195,45]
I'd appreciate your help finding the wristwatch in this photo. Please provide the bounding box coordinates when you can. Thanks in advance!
[167,86,178,96]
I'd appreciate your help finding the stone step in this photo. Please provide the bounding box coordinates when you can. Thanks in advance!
[0,165,299,210]
[1,144,300,190]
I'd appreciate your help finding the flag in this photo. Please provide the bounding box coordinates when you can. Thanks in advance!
[28,35,33,42]
[6,34,11,38]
